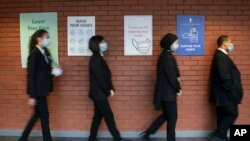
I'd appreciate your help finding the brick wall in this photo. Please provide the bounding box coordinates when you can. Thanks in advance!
[0,0,250,132]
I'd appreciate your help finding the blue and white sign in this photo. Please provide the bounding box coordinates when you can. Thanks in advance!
[176,15,205,55]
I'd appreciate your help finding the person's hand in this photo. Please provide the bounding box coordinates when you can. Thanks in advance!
[177,77,181,82]
[55,65,62,69]
[28,98,36,106]
[177,90,182,96]
[110,90,115,97]
[178,77,182,85]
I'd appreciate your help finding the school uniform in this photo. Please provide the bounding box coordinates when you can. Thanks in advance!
[210,49,243,140]
[144,50,181,141]
[88,52,121,141]
[19,46,53,141]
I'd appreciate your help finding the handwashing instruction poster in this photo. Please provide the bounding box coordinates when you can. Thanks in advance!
[176,15,205,55]
[67,16,95,56]
[20,12,58,68]
[124,15,152,56]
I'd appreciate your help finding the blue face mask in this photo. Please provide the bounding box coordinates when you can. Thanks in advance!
[99,42,108,52]
[170,43,179,52]
[228,43,235,52]
[42,38,51,48]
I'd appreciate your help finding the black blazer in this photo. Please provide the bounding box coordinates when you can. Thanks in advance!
[210,50,243,107]
[27,47,53,98]
[153,50,181,109]
[89,53,115,101]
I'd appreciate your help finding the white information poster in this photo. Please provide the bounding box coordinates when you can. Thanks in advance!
[67,16,95,56]
[124,15,153,56]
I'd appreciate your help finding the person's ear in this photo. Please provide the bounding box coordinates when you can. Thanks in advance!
[222,42,227,48]
[37,37,42,43]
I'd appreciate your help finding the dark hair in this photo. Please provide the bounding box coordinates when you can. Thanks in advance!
[217,35,229,47]
[29,29,48,54]
[89,35,104,53]
[160,33,178,50]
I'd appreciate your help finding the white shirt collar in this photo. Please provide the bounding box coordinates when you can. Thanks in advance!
[100,52,104,56]
[218,48,228,55]
[36,45,45,54]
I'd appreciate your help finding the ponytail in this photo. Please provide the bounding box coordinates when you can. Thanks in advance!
[29,29,48,54]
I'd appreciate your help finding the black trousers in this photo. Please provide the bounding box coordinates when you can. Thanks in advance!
[145,101,177,141]
[20,97,52,141]
[89,100,121,141]
[215,104,238,140]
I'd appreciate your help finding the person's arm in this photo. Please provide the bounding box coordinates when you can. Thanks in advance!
[216,54,233,91]
[109,72,115,92]
[175,58,182,90]
[91,57,110,95]
[27,53,37,98]
[106,64,115,96]
[163,54,181,93]
[175,60,181,77]
[109,76,115,96]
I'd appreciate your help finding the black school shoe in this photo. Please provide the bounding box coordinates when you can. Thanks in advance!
[18,138,53,141]
[17,138,29,141]
[115,138,131,141]
[208,135,228,141]
[139,132,150,141]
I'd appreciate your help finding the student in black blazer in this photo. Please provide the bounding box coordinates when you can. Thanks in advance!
[88,35,130,141]
[140,33,182,141]
[18,29,54,141]
[209,35,243,141]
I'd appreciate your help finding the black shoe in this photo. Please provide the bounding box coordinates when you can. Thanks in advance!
[115,138,131,141]
[139,132,150,141]
[17,138,29,141]
[208,135,227,141]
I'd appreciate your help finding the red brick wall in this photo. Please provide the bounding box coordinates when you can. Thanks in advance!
[0,0,250,132]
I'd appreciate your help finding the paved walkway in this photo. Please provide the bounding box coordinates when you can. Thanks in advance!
[0,137,210,141]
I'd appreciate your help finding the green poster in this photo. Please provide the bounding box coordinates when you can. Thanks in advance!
[20,12,58,68]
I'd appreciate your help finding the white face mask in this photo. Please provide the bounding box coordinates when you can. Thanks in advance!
[170,43,179,52]
[42,38,51,48]
[51,67,63,77]
[228,43,235,52]
[99,42,108,52]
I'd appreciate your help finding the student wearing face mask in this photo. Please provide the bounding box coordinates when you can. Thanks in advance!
[18,29,54,141]
[140,33,182,141]
[209,35,243,141]
[88,35,130,141]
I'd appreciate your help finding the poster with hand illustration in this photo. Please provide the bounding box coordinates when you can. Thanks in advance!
[67,16,95,56]
[176,15,205,55]
[124,16,152,56]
